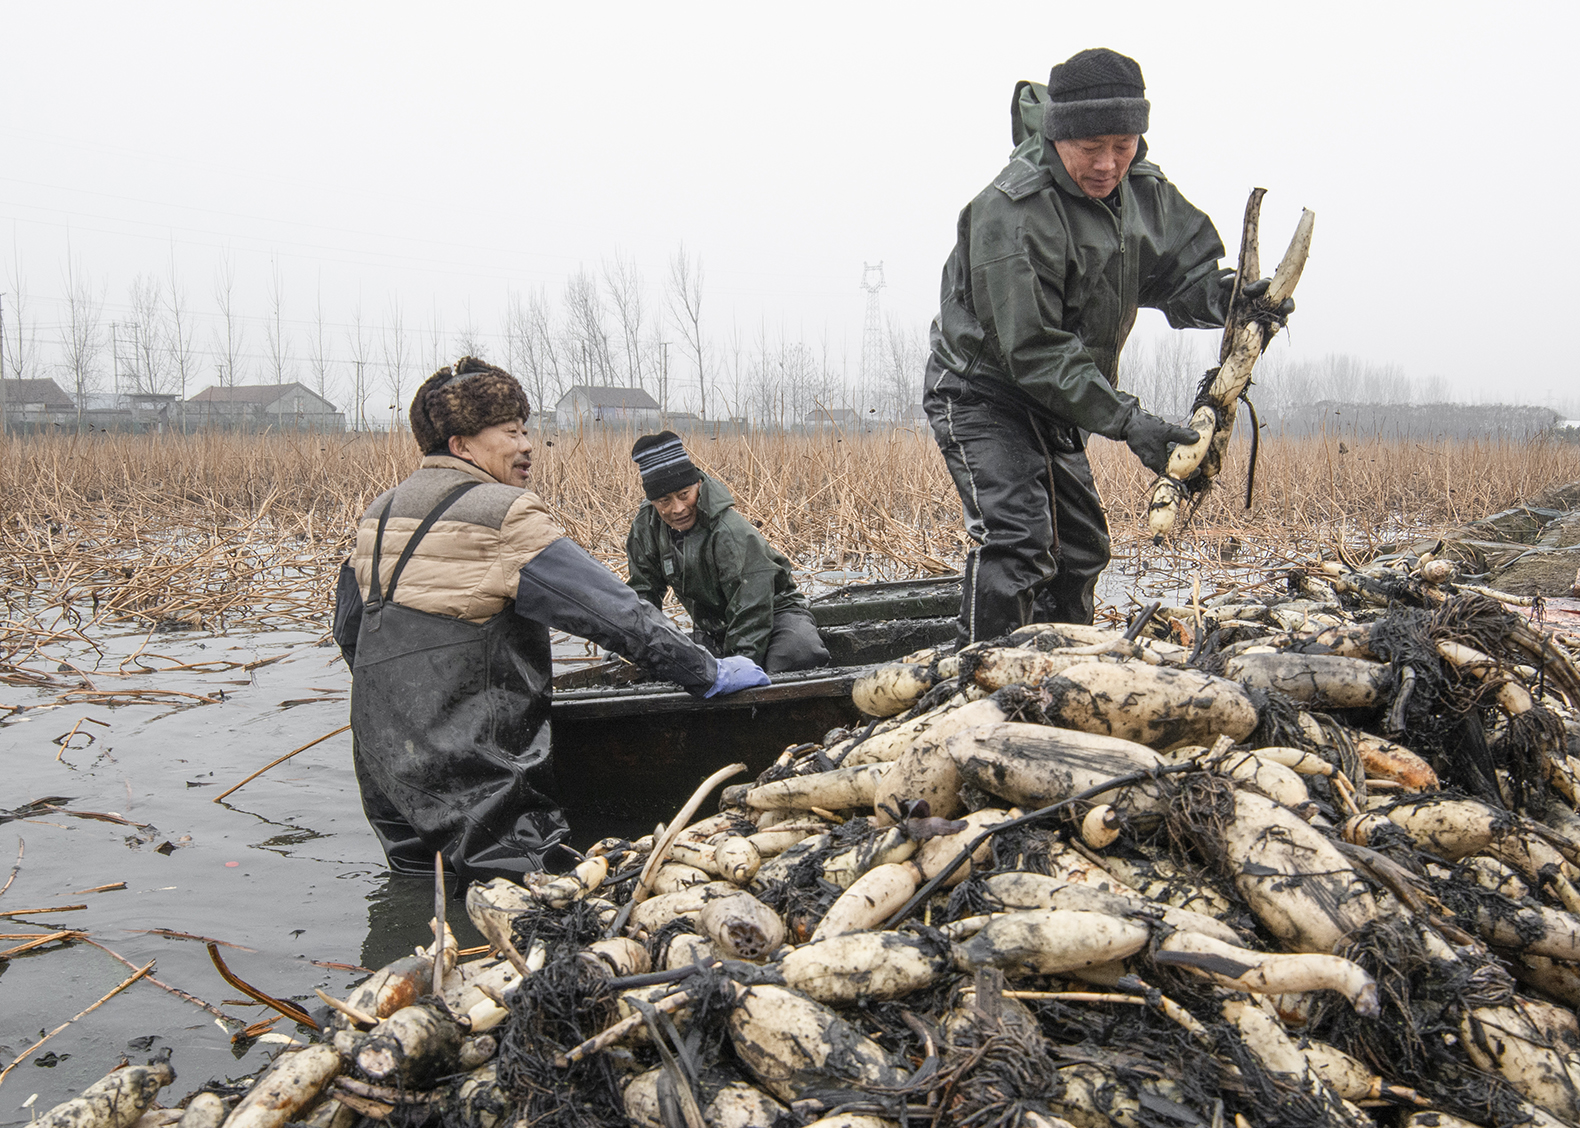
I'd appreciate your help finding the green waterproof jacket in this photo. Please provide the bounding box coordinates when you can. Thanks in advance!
[625,475,810,665]
[928,81,1233,438]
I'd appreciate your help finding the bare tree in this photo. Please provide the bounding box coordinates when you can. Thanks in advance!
[382,297,411,430]
[722,319,747,424]
[128,273,169,394]
[265,261,294,385]
[5,243,39,383]
[455,299,485,360]
[504,286,567,423]
[666,243,706,418]
[748,320,773,425]
[747,325,821,427]
[308,277,332,402]
[60,252,106,424]
[503,292,529,396]
[873,317,925,421]
[347,299,371,430]
[1117,331,1208,422]
[1357,358,1411,403]
[812,333,847,421]
[603,252,648,391]
[1247,349,1312,422]
[212,253,245,387]
[426,303,447,376]
[1417,374,1451,404]
[563,268,613,386]
[164,248,197,400]
[1248,351,1427,425]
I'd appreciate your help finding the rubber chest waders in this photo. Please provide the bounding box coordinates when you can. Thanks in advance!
[350,481,572,881]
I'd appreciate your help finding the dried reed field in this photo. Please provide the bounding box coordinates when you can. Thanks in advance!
[2,428,1578,645]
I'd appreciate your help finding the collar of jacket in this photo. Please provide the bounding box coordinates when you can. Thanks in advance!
[419,453,510,486]
[695,475,736,522]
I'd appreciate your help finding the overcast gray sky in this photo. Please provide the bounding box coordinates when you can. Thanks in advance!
[3,1,1575,411]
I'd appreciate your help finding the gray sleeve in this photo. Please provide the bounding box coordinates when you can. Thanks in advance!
[516,537,718,696]
[333,560,363,669]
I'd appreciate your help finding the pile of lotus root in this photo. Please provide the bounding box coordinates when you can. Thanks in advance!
[42,553,1580,1128]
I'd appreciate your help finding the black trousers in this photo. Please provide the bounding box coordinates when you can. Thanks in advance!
[925,373,1111,644]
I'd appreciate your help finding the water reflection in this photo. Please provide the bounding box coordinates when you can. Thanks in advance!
[256,827,328,851]
[359,873,484,973]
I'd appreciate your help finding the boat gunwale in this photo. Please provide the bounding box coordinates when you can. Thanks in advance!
[552,667,861,720]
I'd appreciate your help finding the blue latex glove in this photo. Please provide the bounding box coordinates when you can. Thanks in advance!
[705,654,771,698]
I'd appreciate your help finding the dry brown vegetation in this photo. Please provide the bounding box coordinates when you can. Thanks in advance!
[2,428,1577,640]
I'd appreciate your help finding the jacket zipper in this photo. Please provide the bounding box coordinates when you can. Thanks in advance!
[1108,195,1129,372]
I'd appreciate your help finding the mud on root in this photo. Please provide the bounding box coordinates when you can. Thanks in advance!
[496,902,625,1128]
[1305,916,1531,1126]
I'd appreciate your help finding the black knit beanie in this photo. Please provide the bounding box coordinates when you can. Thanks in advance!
[631,431,702,501]
[1043,48,1150,142]
[410,357,531,456]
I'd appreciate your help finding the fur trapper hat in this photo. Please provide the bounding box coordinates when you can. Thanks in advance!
[410,357,531,455]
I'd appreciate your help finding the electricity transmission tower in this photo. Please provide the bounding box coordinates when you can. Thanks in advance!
[859,262,885,386]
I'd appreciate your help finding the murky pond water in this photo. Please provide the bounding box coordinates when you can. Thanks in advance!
[0,625,484,1123]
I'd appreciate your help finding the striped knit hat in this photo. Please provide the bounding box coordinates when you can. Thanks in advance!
[631,431,702,500]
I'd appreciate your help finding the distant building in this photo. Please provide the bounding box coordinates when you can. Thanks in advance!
[127,393,182,430]
[899,403,929,424]
[804,407,859,429]
[1,377,76,431]
[76,391,184,432]
[554,385,662,430]
[184,382,344,432]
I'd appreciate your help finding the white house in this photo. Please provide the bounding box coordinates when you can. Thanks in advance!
[1,377,76,430]
[184,383,344,431]
[553,385,662,430]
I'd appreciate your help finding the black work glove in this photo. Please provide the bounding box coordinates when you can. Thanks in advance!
[1240,277,1296,322]
[1123,409,1200,476]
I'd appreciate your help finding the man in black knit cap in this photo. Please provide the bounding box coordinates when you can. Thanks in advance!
[626,431,829,673]
[924,47,1292,644]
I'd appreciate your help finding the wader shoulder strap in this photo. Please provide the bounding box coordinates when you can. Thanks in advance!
[367,498,396,607]
[368,480,483,606]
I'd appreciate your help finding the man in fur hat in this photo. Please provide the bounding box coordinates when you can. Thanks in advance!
[925,47,1292,644]
[332,359,768,881]
[625,431,829,673]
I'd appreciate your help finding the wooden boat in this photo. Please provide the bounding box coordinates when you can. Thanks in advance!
[550,576,960,840]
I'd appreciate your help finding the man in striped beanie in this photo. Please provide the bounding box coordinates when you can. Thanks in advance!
[627,431,830,673]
